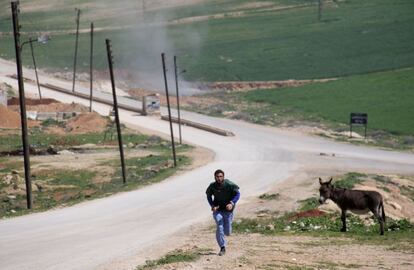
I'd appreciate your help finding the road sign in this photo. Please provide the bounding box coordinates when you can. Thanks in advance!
[350,113,368,138]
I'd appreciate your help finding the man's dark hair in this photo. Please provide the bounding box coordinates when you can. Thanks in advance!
[214,169,224,176]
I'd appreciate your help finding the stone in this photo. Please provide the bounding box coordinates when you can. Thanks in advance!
[2,174,13,185]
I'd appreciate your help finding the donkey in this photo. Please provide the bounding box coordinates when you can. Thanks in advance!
[318,178,386,235]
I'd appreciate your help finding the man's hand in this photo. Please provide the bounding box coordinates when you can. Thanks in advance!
[211,206,219,212]
[225,203,233,211]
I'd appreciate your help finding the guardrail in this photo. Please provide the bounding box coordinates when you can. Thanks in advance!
[9,75,235,137]
[161,115,235,137]
[8,75,144,114]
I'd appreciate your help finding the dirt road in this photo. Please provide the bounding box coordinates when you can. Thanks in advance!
[0,59,414,270]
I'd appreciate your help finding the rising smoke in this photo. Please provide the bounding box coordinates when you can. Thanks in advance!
[110,0,207,96]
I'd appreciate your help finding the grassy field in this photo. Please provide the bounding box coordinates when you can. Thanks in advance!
[1,0,413,147]
[181,67,414,149]
[1,0,413,81]
[242,68,414,136]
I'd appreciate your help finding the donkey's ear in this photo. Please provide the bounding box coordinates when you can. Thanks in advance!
[319,177,323,185]
[328,178,333,185]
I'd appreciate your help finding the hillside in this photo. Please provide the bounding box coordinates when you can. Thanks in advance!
[0,0,413,82]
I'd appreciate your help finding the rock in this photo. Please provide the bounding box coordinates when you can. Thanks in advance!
[34,182,44,192]
[127,142,134,148]
[12,174,22,189]
[58,150,75,155]
[2,174,13,185]
[47,146,58,155]
[7,195,16,200]
[266,224,275,230]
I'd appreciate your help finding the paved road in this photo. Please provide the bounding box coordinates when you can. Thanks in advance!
[1,59,414,270]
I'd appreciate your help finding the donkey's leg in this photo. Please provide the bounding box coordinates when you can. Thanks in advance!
[370,206,384,235]
[340,209,347,232]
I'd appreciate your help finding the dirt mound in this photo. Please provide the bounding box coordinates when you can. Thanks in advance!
[8,101,90,113]
[0,105,21,128]
[67,112,108,133]
[7,97,59,106]
[289,209,326,221]
[0,105,39,129]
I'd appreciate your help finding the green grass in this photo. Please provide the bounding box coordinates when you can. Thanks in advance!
[46,170,96,187]
[177,0,414,81]
[106,154,190,189]
[1,0,413,81]
[0,158,22,173]
[0,130,155,152]
[298,197,319,211]
[135,248,210,270]
[40,119,66,128]
[334,172,366,189]
[0,152,191,217]
[243,68,414,136]
[233,211,414,249]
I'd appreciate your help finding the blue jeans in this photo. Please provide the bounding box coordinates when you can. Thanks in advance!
[213,211,233,248]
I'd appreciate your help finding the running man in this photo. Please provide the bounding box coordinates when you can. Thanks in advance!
[206,169,240,256]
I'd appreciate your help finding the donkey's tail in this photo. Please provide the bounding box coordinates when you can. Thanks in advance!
[381,200,386,223]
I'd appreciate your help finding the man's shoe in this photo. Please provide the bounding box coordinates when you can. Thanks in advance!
[218,246,226,256]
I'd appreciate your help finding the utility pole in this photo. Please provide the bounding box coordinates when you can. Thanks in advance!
[21,35,49,100]
[11,1,32,209]
[106,39,127,183]
[72,8,81,93]
[28,38,42,99]
[173,55,182,144]
[161,53,177,167]
[89,22,94,112]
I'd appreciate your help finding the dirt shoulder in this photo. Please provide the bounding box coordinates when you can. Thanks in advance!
[124,169,414,270]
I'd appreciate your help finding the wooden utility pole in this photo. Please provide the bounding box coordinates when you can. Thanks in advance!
[161,53,177,167]
[72,8,81,92]
[106,39,127,183]
[89,22,94,112]
[173,56,182,144]
[11,1,32,209]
